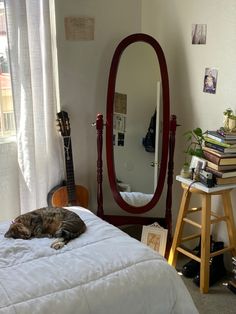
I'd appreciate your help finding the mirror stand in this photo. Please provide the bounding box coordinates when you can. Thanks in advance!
[96,113,177,248]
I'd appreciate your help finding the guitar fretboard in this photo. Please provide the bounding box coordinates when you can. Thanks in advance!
[63,137,76,203]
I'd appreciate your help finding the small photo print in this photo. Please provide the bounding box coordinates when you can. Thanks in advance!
[114,114,126,132]
[192,24,207,44]
[189,156,206,172]
[118,132,125,146]
[203,68,218,94]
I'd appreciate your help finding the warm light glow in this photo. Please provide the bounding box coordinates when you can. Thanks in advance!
[0,0,15,139]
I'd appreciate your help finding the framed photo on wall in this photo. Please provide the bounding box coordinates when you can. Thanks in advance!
[203,68,218,94]
[141,225,168,256]
[192,24,207,44]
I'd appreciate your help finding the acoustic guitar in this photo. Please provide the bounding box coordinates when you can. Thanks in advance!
[47,111,89,208]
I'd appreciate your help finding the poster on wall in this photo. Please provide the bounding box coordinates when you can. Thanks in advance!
[114,92,127,114]
[64,16,95,41]
[203,68,218,94]
[192,24,207,44]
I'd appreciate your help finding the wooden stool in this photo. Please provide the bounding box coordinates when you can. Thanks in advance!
[168,176,236,293]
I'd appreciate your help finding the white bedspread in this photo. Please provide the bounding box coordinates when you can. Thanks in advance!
[0,207,198,314]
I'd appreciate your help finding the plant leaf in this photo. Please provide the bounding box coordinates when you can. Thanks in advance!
[193,128,202,137]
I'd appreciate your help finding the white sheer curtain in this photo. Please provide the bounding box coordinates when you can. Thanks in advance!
[5,0,63,213]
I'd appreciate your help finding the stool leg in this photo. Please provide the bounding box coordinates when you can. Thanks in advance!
[222,191,236,256]
[168,189,191,267]
[200,193,211,293]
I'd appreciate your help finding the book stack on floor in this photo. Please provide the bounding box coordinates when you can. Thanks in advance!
[227,256,236,294]
[203,130,236,185]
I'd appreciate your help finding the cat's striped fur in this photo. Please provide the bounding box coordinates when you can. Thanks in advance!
[4,207,86,249]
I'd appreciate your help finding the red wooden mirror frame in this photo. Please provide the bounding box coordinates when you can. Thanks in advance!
[106,33,170,214]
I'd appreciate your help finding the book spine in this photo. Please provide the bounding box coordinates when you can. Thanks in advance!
[203,150,221,165]
[207,132,236,143]
[204,141,226,153]
[205,166,222,178]
[207,133,225,143]
[204,136,231,147]
[216,177,236,184]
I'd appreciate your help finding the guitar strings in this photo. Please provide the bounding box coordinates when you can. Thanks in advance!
[64,136,71,160]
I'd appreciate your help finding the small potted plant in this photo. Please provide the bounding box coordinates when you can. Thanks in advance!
[180,127,205,178]
[184,127,205,159]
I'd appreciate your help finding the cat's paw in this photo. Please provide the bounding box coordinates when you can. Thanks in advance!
[51,238,65,250]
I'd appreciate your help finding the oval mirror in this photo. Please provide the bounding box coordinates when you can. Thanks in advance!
[106,33,170,214]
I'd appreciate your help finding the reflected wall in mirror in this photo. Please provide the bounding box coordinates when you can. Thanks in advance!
[113,42,163,206]
[106,33,170,214]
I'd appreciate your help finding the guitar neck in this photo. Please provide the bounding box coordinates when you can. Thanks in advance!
[63,136,76,203]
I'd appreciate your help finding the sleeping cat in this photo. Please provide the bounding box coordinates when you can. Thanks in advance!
[4,207,86,249]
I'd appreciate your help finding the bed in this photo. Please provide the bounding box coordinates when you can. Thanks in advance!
[0,206,198,314]
[0,33,198,313]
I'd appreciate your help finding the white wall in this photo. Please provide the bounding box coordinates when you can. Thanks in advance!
[54,0,236,261]
[54,0,142,214]
[142,0,236,265]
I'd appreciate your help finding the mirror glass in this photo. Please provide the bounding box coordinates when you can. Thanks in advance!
[113,42,162,206]
[106,33,170,214]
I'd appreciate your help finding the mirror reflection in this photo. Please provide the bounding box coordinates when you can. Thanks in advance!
[113,42,163,206]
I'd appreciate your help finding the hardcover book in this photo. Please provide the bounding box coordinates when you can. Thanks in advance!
[206,131,236,144]
[203,150,236,165]
[204,136,236,148]
[216,176,236,185]
[204,140,236,153]
[205,166,236,178]
[206,160,236,171]
[203,146,236,158]
[227,280,236,294]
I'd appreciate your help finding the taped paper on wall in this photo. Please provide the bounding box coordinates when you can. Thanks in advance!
[64,16,95,41]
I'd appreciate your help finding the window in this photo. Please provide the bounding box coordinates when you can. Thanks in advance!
[0,0,15,140]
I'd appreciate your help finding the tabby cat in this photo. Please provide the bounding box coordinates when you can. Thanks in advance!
[4,207,86,250]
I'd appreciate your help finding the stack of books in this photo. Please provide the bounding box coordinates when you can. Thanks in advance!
[203,130,236,185]
[227,256,236,294]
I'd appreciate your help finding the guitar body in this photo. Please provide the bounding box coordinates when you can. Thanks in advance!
[48,184,89,208]
[48,111,89,209]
